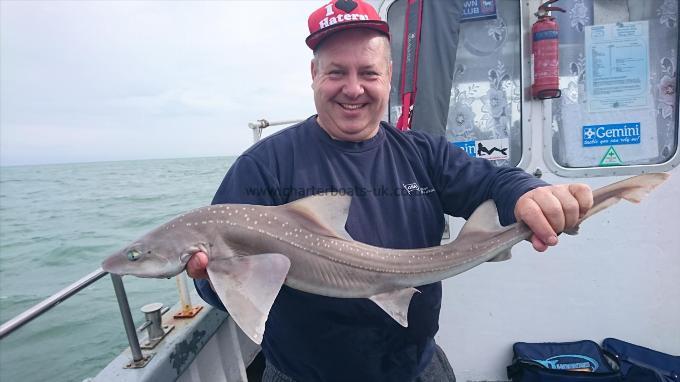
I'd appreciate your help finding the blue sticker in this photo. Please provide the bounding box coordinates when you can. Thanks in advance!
[533,30,559,41]
[453,141,477,157]
[582,123,641,147]
[461,0,497,22]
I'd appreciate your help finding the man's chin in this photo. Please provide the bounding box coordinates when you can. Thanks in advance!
[336,124,380,140]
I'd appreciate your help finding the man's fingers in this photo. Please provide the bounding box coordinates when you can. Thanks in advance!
[530,234,549,252]
[551,185,581,230]
[515,183,594,253]
[530,187,566,234]
[516,195,558,246]
[186,251,209,279]
[569,183,594,218]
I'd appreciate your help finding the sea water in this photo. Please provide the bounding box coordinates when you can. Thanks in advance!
[0,156,235,382]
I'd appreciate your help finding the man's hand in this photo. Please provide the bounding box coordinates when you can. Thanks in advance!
[186,251,209,279]
[514,184,593,252]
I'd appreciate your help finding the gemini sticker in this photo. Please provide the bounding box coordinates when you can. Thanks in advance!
[582,123,641,147]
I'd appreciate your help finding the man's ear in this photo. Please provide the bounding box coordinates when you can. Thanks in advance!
[388,60,393,82]
[311,59,318,81]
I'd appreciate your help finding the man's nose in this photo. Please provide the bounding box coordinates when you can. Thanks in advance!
[342,73,364,98]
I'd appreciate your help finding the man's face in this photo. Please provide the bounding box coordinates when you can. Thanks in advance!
[311,29,392,142]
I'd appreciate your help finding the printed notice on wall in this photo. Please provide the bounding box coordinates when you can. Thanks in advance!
[585,21,650,112]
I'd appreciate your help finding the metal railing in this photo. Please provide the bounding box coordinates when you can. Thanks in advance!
[248,118,303,143]
[0,268,108,339]
[0,268,143,358]
[0,268,196,366]
[0,117,294,366]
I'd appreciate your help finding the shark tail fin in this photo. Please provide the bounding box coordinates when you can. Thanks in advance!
[456,199,512,262]
[565,173,670,235]
[611,173,670,203]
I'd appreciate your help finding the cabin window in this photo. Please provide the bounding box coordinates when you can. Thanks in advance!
[385,0,525,167]
[547,0,679,175]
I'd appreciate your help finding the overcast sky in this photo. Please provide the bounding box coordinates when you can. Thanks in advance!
[0,1,337,166]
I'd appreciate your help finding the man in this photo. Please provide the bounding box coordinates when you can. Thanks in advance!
[188,1,593,381]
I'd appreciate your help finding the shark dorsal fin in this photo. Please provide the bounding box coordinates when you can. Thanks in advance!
[459,199,504,236]
[281,193,353,240]
[456,199,512,262]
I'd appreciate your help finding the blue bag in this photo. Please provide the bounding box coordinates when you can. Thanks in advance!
[602,338,680,382]
[507,340,623,381]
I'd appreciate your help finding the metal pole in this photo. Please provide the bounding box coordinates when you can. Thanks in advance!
[248,119,303,144]
[175,273,192,312]
[0,268,108,339]
[110,274,143,362]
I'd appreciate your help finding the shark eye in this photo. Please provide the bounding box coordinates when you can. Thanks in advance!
[127,249,142,261]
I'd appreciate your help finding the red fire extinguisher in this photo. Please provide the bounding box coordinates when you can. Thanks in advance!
[531,0,565,99]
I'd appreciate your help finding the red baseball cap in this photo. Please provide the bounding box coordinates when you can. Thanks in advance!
[306,0,390,50]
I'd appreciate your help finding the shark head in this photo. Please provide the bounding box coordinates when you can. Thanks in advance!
[102,218,211,278]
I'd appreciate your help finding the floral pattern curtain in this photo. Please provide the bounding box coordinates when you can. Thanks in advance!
[445,0,523,167]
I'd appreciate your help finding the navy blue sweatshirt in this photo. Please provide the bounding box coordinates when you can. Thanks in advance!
[195,116,545,382]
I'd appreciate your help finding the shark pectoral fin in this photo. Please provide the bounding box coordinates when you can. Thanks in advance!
[488,249,512,262]
[368,288,419,327]
[206,253,290,345]
[563,225,580,236]
[283,193,353,240]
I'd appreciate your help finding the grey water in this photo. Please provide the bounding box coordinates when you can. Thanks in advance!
[0,156,234,382]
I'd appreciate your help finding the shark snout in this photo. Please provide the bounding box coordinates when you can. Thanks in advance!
[101,249,130,274]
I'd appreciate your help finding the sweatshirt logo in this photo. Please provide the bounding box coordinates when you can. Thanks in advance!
[402,182,434,195]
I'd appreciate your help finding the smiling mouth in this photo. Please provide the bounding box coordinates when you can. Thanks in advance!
[339,103,366,110]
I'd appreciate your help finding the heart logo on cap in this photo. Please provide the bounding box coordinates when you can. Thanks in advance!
[335,0,358,13]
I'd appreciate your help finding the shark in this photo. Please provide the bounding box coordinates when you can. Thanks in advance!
[102,173,669,344]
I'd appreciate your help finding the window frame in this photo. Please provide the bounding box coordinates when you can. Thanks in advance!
[538,0,680,177]
[379,0,534,170]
